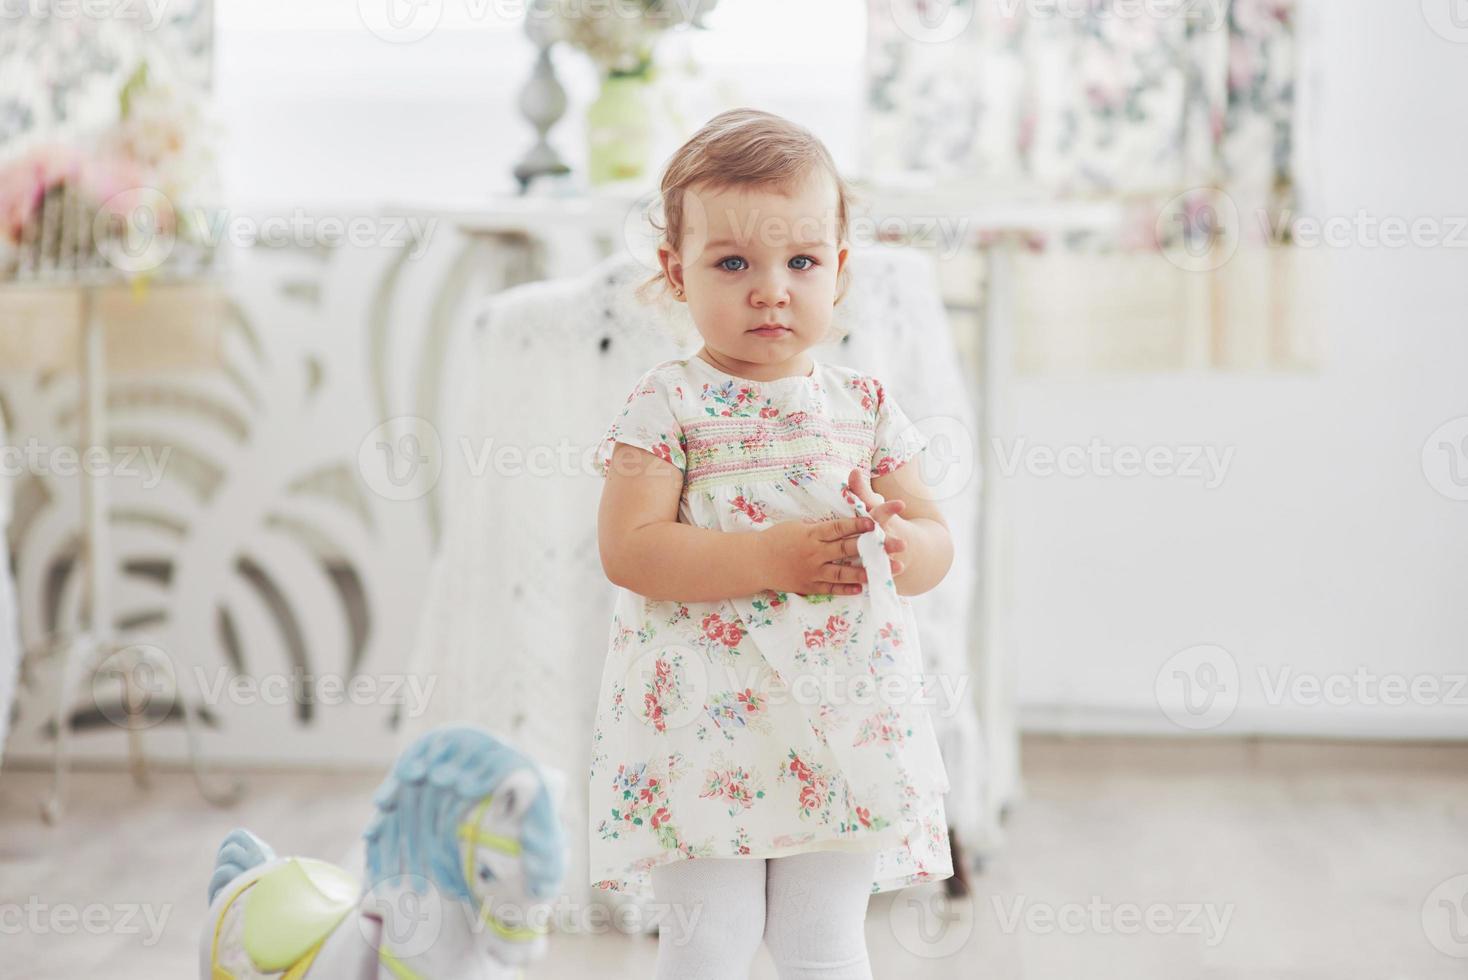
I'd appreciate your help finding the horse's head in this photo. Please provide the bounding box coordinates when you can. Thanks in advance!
[362,724,567,972]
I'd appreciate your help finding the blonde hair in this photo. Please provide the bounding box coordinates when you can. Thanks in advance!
[635,108,863,339]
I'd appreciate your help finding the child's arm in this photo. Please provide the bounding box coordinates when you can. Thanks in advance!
[599,443,877,603]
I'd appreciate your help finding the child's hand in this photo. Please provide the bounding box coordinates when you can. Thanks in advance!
[757,516,878,597]
[844,467,909,577]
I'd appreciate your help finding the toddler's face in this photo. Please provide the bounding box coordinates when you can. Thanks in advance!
[659,171,848,375]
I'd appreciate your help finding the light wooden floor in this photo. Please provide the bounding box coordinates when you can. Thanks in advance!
[3,735,1466,979]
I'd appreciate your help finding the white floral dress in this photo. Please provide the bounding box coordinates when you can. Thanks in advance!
[587,354,952,898]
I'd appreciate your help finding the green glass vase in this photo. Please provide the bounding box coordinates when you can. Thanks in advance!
[586,72,656,186]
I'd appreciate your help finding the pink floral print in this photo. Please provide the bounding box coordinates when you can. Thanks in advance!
[589,356,950,899]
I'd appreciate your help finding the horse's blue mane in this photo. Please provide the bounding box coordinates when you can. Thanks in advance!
[362,725,565,901]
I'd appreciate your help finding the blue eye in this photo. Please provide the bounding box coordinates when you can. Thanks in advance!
[718,255,816,272]
[478,864,494,883]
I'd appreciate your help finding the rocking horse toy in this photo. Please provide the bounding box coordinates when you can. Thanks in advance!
[200,724,567,979]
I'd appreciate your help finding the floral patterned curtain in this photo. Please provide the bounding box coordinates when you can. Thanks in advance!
[864,0,1307,370]
[864,0,1295,238]
[0,4,214,152]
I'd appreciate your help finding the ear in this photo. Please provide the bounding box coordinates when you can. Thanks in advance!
[487,766,541,824]
[536,763,568,813]
[658,245,685,298]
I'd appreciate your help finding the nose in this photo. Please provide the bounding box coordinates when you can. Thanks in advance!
[750,270,790,309]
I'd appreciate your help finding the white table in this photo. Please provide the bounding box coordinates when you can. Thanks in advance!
[0,274,244,823]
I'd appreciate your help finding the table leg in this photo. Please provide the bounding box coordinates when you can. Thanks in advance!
[976,239,1023,846]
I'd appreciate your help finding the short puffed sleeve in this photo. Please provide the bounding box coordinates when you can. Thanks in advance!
[867,376,930,478]
[595,367,688,477]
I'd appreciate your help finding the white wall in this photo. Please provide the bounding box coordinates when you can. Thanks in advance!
[212,0,865,208]
[1012,0,1468,738]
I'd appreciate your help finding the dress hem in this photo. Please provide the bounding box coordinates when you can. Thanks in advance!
[589,821,954,898]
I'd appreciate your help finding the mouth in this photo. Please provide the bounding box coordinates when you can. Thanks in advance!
[749,324,790,337]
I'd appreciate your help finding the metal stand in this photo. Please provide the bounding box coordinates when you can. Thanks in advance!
[40,284,244,824]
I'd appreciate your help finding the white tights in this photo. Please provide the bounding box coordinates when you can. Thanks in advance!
[648,850,877,980]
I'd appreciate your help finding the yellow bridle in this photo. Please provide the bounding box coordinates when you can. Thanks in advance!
[457,794,547,943]
[374,793,540,979]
